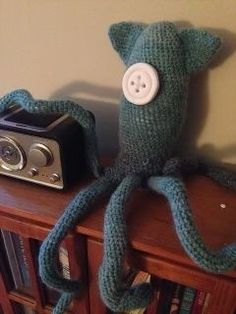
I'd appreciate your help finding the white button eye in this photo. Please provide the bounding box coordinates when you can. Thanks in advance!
[122,63,160,105]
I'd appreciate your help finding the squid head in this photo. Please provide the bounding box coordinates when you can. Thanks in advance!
[109,22,221,176]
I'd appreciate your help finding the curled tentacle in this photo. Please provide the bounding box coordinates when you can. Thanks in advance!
[0,89,102,177]
[99,176,153,312]
[39,175,115,314]
[0,89,33,111]
[148,176,236,273]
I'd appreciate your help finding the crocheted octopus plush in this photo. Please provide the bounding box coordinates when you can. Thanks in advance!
[0,22,236,313]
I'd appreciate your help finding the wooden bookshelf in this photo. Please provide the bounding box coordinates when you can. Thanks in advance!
[0,172,235,314]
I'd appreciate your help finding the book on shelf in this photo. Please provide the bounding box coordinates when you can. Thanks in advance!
[59,245,71,279]
[0,229,30,291]
[123,271,151,314]
[121,270,211,314]
[12,232,31,288]
[191,290,207,314]
[157,279,177,314]
[201,293,211,314]
[179,286,197,314]
[169,283,185,314]
[0,229,71,307]
[0,230,15,290]
[0,229,23,288]
[145,277,160,314]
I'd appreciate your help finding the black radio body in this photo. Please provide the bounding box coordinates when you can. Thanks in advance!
[0,105,87,189]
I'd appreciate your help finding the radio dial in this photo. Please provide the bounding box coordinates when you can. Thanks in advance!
[29,144,53,167]
[0,136,25,171]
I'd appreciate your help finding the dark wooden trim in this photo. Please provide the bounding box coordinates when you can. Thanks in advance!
[0,272,14,314]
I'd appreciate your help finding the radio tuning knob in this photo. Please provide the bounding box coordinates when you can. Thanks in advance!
[29,144,53,167]
[50,173,60,183]
[27,168,38,177]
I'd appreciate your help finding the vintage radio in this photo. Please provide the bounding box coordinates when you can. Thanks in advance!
[0,105,88,189]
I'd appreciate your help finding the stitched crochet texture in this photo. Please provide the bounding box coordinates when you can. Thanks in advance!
[0,21,235,314]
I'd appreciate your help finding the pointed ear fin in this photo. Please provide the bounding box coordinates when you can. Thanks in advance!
[179,28,222,74]
[108,22,145,65]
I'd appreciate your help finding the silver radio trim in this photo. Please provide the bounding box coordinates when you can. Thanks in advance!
[0,107,69,132]
[0,129,64,189]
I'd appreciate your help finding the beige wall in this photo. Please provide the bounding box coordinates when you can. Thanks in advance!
[0,0,235,164]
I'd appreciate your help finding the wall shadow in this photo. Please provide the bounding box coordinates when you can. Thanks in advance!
[51,81,121,101]
[50,81,121,157]
[175,22,236,163]
[178,72,210,156]
[198,143,236,167]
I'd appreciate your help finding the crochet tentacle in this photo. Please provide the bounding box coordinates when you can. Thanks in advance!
[198,160,236,190]
[39,175,114,288]
[163,157,236,190]
[0,89,33,111]
[52,293,74,314]
[0,89,102,177]
[99,175,153,312]
[148,176,236,273]
[39,175,115,314]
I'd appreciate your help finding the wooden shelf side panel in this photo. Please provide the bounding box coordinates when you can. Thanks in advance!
[0,272,14,314]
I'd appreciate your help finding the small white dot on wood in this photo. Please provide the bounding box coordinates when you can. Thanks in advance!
[220,203,227,209]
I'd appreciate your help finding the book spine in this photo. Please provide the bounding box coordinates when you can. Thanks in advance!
[145,277,161,314]
[147,291,161,314]
[59,246,70,279]
[202,293,211,314]
[191,290,207,314]
[169,284,185,314]
[11,233,31,287]
[0,230,15,290]
[163,281,177,314]
[156,279,177,314]
[179,286,196,314]
[0,229,24,288]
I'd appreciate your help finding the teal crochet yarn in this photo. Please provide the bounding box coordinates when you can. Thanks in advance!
[148,175,236,273]
[0,89,102,178]
[0,21,235,314]
[111,22,221,178]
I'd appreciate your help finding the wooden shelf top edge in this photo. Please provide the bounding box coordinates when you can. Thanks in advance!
[0,173,236,280]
